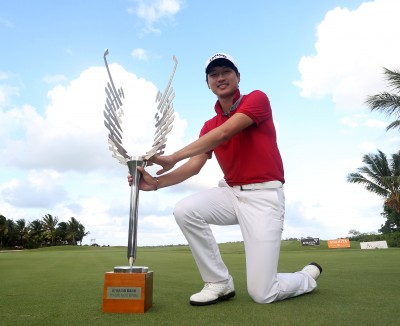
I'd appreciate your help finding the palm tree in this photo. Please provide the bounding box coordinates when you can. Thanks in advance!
[5,219,16,248]
[56,222,68,245]
[66,217,81,245]
[347,150,400,213]
[0,215,8,248]
[42,214,59,246]
[76,224,90,246]
[366,67,400,131]
[379,206,400,233]
[66,217,89,245]
[28,219,44,247]
[15,219,28,247]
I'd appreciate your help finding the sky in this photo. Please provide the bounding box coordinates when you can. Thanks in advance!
[1,0,399,248]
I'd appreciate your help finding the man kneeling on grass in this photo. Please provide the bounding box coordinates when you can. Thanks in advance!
[129,53,322,305]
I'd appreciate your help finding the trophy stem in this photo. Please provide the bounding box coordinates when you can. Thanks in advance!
[127,157,145,267]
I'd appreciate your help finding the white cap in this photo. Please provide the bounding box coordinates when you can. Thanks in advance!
[205,53,238,73]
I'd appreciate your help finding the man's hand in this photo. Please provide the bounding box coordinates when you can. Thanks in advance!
[150,154,177,175]
[128,166,159,191]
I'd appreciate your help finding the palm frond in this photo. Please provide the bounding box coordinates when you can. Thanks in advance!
[391,152,400,177]
[346,172,388,197]
[362,151,391,180]
[365,67,400,132]
[346,150,400,199]
[383,67,400,92]
[386,119,400,131]
[365,92,400,116]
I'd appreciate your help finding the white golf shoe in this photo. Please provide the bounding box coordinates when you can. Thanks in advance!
[302,262,323,280]
[189,276,235,306]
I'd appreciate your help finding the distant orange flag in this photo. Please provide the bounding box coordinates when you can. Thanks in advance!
[328,238,350,249]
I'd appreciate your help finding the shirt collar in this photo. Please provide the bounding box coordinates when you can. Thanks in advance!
[214,89,241,116]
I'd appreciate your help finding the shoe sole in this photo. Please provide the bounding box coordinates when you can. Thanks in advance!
[309,262,323,273]
[189,291,236,306]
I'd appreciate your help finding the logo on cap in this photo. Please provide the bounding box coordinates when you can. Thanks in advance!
[205,53,238,73]
[209,53,227,63]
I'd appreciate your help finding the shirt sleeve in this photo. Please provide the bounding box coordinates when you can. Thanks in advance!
[237,90,271,125]
[199,122,214,159]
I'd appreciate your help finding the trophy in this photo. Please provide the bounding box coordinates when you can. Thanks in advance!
[101,49,178,313]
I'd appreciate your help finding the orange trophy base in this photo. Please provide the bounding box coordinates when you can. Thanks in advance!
[102,271,153,313]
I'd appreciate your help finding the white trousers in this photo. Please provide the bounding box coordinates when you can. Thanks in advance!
[173,180,317,303]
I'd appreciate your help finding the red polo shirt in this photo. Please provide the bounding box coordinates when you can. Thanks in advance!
[199,90,285,186]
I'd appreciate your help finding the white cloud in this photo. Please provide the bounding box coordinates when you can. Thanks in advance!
[131,48,149,61]
[127,0,184,33]
[358,141,377,151]
[294,0,400,111]
[1,64,167,171]
[0,85,19,106]
[0,71,11,80]
[283,158,384,240]
[1,170,66,208]
[341,114,364,128]
[341,114,388,129]
[0,60,196,246]
[387,135,400,148]
[363,118,387,129]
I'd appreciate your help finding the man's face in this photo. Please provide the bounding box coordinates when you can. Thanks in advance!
[206,66,240,98]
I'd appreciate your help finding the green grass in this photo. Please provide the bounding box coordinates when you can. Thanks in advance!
[1,242,399,325]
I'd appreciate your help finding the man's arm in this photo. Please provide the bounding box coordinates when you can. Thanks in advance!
[152,112,254,174]
[137,153,208,191]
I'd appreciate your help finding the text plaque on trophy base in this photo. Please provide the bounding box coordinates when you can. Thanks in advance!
[102,269,153,314]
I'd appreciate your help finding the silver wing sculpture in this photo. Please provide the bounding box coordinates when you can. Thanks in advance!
[102,49,178,269]
[103,48,178,163]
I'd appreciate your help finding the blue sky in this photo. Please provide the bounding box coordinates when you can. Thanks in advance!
[1,0,399,246]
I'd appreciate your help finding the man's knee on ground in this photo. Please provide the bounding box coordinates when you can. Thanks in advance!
[248,286,278,304]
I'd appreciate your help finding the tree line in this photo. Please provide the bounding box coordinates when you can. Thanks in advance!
[346,67,400,245]
[0,214,89,249]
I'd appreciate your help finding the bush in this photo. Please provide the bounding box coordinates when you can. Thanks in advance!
[384,232,400,247]
[350,233,383,242]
